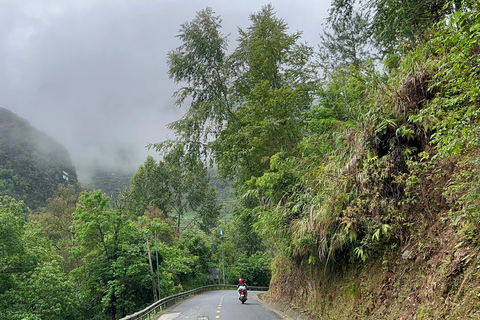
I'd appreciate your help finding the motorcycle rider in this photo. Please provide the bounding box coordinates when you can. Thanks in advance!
[237,278,248,298]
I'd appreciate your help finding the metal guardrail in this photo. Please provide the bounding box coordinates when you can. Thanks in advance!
[119,285,269,320]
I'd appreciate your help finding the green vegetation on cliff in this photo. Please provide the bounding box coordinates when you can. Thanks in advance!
[0,108,78,211]
[262,2,480,319]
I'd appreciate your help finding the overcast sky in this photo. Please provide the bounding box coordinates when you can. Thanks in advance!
[0,0,331,181]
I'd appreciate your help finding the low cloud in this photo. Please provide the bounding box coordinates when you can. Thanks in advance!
[0,0,329,182]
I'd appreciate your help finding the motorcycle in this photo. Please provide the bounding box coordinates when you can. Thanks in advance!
[238,285,247,304]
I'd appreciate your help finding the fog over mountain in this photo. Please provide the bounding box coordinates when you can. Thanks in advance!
[0,0,329,182]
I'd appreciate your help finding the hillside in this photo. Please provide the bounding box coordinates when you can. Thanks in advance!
[0,107,78,210]
[261,5,480,319]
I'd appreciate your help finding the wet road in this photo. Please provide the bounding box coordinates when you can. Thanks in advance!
[155,290,284,320]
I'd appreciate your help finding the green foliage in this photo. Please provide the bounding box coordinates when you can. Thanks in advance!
[157,243,196,295]
[0,196,80,320]
[31,184,83,272]
[208,169,235,216]
[265,2,480,273]
[401,4,480,244]
[157,7,317,289]
[0,196,28,295]
[67,190,206,318]
[215,4,316,186]
[0,261,80,320]
[123,156,171,218]
[229,251,272,287]
[371,0,449,53]
[127,151,221,233]
[90,169,133,200]
[319,9,377,71]
[13,261,80,320]
[72,191,152,319]
[443,153,480,244]
[179,228,214,278]
[164,5,316,188]
[247,60,379,266]
[329,0,462,55]
[175,229,221,290]
[216,81,310,187]
[230,207,265,256]
[166,6,231,164]
[249,1,477,270]
[233,4,316,93]
[424,5,480,158]
[6,2,469,318]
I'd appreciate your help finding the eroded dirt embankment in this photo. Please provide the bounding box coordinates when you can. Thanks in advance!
[264,210,480,319]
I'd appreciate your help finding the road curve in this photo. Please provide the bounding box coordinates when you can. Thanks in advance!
[155,290,284,320]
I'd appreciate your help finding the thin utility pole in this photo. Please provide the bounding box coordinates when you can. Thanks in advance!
[146,237,158,301]
[155,230,161,299]
[221,229,225,285]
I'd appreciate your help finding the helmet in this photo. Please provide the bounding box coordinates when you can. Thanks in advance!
[239,278,244,283]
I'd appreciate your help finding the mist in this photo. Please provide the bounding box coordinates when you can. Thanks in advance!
[0,0,330,182]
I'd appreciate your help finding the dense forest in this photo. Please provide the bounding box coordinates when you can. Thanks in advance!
[2,0,480,319]
[89,168,134,200]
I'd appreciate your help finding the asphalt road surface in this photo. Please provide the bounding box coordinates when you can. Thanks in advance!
[155,290,284,320]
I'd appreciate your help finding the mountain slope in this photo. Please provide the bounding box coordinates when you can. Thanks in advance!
[0,107,78,210]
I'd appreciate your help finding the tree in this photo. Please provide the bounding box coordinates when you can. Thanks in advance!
[328,0,463,55]
[178,228,215,288]
[30,183,83,272]
[165,4,317,190]
[166,7,232,165]
[163,145,221,233]
[214,81,312,187]
[233,4,314,92]
[124,156,171,218]
[0,196,80,320]
[71,191,152,319]
[232,251,271,287]
[372,0,448,53]
[126,152,221,234]
[318,10,377,71]
[14,261,80,320]
[0,196,28,296]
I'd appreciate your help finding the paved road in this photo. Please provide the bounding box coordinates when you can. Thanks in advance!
[155,290,284,320]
